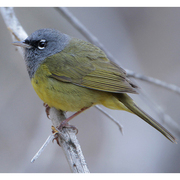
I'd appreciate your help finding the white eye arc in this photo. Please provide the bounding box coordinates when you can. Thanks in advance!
[38,39,47,50]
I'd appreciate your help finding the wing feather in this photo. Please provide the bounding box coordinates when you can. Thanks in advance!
[44,38,138,93]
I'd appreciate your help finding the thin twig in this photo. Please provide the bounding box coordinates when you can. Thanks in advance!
[127,71,180,95]
[0,7,27,57]
[95,105,124,135]
[31,134,55,163]
[0,7,89,173]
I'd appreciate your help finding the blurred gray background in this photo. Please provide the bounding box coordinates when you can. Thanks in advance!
[1,7,180,173]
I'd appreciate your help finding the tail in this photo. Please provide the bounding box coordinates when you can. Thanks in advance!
[116,93,176,143]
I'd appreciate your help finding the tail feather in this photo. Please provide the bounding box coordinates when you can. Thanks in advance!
[116,93,176,143]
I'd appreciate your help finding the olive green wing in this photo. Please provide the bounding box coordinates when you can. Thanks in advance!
[44,38,138,93]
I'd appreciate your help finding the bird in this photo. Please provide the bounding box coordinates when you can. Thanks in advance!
[12,28,176,143]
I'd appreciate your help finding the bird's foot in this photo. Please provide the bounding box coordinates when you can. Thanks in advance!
[58,120,78,134]
[43,103,50,119]
[51,126,61,146]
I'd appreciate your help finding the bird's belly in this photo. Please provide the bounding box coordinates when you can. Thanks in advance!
[31,67,131,112]
[31,76,104,112]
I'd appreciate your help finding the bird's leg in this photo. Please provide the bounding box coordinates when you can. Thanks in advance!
[58,106,90,133]
[43,103,91,134]
[43,103,50,119]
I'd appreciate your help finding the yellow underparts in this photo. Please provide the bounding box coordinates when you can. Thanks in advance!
[31,64,131,113]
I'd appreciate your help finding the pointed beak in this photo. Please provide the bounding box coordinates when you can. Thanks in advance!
[12,41,32,48]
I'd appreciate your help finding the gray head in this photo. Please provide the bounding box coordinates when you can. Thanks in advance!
[13,28,71,78]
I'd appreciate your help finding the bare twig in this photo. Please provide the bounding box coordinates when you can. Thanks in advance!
[0,7,27,56]
[0,7,89,173]
[50,108,90,173]
[127,71,180,95]
[95,105,124,135]
[31,134,55,163]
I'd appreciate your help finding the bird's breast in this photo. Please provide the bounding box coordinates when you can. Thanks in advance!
[30,64,105,111]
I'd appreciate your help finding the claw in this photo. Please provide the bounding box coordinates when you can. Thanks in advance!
[51,126,61,146]
[43,103,50,119]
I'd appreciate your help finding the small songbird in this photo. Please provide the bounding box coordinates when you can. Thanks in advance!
[13,28,176,143]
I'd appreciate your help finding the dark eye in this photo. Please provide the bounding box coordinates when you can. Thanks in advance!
[38,39,47,49]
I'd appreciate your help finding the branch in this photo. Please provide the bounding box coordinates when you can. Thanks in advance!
[49,108,90,173]
[127,71,180,95]
[0,7,89,173]
[95,105,124,134]
[0,7,27,56]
